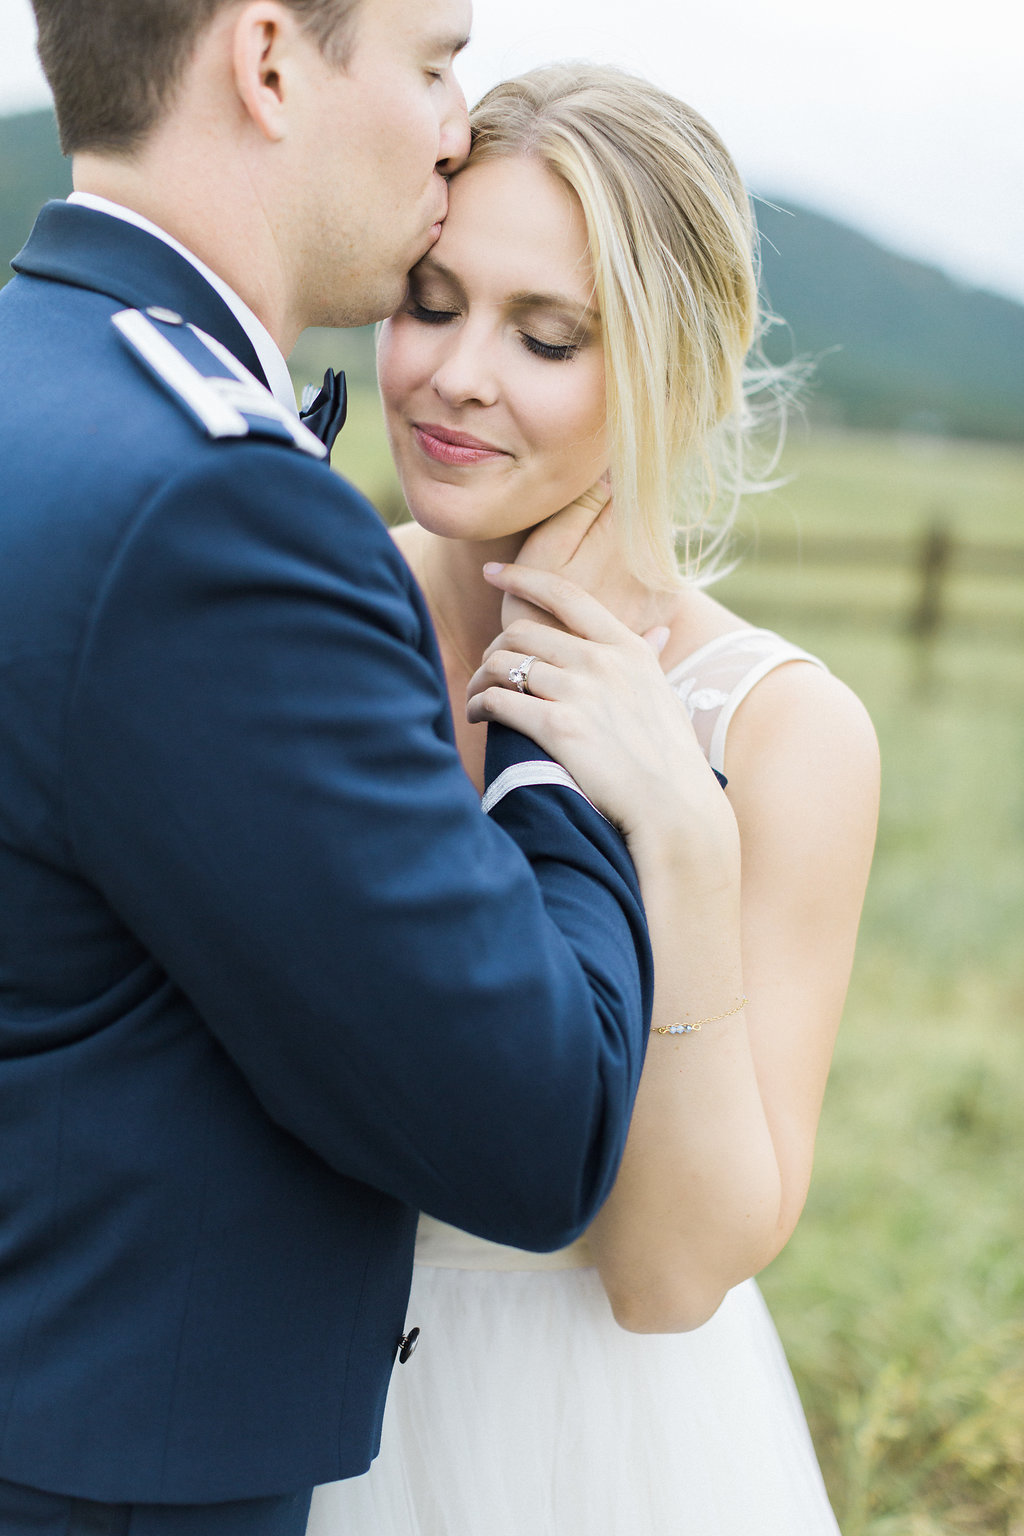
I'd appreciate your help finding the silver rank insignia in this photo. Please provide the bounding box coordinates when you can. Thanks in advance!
[112,308,327,459]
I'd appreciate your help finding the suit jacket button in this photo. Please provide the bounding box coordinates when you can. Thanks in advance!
[145,306,184,325]
[398,1327,420,1363]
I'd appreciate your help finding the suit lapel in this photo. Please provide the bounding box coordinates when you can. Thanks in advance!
[12,200,269,388]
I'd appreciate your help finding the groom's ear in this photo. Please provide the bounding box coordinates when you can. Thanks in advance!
[231,1,303,142]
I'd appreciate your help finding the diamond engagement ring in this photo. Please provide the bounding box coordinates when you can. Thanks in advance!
[508,655,538,694]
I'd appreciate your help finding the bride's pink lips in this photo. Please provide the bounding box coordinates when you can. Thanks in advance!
[413,423,510,467]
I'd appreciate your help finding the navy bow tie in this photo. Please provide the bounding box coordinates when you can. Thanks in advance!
[299,369,348,455]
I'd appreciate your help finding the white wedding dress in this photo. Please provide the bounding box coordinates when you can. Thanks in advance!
[308,628,841,1536]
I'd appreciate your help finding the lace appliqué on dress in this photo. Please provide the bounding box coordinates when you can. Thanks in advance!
[666,627,828,778]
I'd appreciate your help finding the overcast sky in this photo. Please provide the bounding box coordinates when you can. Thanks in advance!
[2,0,1022,304]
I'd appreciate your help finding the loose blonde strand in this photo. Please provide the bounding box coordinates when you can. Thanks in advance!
[468,64,799,590]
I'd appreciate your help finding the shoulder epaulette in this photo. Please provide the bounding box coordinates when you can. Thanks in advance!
[111,307,327,460]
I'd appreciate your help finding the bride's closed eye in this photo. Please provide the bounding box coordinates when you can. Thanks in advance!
[405,301,581,363]
[520,334,580,362]
[406,299,461,325]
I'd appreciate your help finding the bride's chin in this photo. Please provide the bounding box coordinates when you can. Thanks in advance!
[405,506,481,542]
[403,493,536,549]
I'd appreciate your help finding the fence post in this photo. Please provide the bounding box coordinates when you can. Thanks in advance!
[908,515,952,694]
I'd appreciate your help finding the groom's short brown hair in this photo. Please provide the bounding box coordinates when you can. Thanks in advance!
[33,0,361,155]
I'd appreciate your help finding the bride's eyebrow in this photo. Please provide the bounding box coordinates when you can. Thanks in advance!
[412,257,460,287]
[411,261,597,330]
[507,291,599,329]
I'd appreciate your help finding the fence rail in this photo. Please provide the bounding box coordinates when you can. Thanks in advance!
[720,521,1024,646]
[737,530,1024,580]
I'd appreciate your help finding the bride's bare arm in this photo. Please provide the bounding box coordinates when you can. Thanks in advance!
[471,562,879,1334]
[589,660,878,1331]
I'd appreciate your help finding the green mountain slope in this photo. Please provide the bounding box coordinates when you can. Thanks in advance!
[755,198,1024,442]
[0,106,71,265]
[3,107,1022,442]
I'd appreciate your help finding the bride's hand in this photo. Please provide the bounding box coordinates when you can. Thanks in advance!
[469,562,738,874]
[503,477,676,640]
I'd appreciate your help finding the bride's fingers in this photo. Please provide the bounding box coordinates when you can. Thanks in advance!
[466,684,559,737]
[481,617,584,667]
[482,562,633,647]
[467,649,560,704]
[499,589,565,635]
[518,475,612,567]
[644,625,671,656]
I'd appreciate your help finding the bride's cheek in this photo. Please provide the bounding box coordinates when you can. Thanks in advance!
[377,320,422,397]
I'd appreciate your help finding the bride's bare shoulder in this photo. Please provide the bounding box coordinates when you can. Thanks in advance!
[659,587,754,672]
[666,586,879,811]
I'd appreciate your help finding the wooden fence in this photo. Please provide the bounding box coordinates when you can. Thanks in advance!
[719,520,1024,646]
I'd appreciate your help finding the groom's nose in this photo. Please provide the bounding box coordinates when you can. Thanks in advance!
[436,76,470,176]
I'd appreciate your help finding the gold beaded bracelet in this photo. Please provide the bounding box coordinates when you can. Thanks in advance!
[653,996,748,1035]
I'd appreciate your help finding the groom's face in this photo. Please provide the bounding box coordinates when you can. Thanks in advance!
[295,0,472,327]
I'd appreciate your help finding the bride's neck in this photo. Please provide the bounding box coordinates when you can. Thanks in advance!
[412,528,526,675]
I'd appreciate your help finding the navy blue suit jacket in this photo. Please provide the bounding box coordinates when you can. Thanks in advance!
[0,203,652,1503]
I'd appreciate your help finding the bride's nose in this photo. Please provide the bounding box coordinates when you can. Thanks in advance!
[430,325,500,409]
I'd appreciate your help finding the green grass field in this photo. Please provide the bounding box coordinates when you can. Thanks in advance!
[322,388,1024,1533]
[718,433,1024,1535]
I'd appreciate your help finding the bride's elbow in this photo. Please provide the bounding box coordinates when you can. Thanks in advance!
[593,1200,786,1333]
[602,1274,731,1335]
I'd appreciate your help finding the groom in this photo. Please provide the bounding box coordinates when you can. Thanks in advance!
[0,0,656,1531]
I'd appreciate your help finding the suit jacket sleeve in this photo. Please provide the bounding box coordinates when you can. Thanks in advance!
[64,447,653,1251]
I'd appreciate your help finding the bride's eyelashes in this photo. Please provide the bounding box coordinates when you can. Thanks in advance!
[406,300,460,325]
[520,334,580,362]
[405,299,582,363]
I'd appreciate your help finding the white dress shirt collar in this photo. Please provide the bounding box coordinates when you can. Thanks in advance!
[67,191,297,414]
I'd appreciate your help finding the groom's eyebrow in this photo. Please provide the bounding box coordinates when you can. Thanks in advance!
[433,30,471,58]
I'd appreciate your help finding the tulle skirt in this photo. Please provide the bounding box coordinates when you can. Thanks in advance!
[307,1264,840,1535]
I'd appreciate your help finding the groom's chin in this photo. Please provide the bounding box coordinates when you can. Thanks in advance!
[306,271,410,332]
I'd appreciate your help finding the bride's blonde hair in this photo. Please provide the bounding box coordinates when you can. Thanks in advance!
[468,64,790,589]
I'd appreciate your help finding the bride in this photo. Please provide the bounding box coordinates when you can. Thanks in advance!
[309,63,878,1535]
